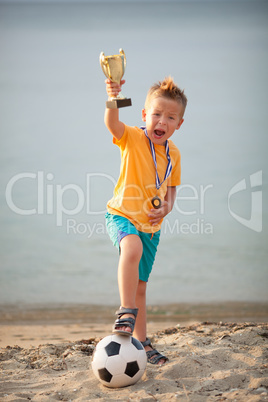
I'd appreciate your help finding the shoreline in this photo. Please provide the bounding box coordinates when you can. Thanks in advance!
[1,301,267,325]
[0,301,267,349]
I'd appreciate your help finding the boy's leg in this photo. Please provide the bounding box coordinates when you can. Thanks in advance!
[134,279,166,366]
[133,280,147,342]
[115,234,143,334]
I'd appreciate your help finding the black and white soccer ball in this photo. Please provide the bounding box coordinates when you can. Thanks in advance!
[91,334,147,388]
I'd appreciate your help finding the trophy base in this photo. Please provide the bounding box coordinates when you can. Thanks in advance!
[106,98,132,109]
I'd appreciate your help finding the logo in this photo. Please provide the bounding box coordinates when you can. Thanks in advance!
[6,170,263,235]
[228,170,262,232]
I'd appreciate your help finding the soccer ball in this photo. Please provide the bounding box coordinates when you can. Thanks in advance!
[91,334,147,388]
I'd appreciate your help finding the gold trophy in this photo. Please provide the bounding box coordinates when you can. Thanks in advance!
[100,48,132,109]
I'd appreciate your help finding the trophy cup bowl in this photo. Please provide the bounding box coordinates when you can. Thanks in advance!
[100,48,132,109]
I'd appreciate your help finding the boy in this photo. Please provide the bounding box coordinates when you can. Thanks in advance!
[104,77,187,365]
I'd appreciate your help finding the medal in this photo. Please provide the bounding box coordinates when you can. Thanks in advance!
[141,127,172,209]
[151,196,162,209]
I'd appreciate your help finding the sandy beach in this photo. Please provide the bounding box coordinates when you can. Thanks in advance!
[0,303,268,401]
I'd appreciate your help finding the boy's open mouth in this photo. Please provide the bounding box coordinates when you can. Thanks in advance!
[154,129,165,138]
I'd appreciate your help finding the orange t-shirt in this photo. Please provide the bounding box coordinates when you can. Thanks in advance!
[107,125,181,233]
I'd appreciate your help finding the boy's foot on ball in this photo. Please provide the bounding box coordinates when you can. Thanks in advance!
[113,307,138,336]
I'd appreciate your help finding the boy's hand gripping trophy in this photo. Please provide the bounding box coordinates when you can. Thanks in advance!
[100,48,132,109]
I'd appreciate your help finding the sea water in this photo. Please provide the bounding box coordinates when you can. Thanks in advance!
[0,0,267,307]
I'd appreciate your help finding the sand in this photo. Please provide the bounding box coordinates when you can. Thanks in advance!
[0,304,268,401]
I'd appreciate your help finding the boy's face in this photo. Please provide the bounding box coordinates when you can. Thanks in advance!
[142,96,184,145]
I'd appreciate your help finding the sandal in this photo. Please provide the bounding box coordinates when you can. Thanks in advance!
[112,307,138,336]
[141,338,169,365]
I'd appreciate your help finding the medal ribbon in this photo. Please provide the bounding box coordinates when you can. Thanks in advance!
[141,127,172,189]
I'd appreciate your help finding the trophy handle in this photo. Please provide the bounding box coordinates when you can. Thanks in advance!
[99,52,111,80]
[119,48,126,72]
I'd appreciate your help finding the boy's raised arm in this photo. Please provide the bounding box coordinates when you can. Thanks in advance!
[104,79,125,140]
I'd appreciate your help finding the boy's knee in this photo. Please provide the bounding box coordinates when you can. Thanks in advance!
[120,234,143,262]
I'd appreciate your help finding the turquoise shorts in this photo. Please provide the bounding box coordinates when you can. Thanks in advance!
[105,212,160,282]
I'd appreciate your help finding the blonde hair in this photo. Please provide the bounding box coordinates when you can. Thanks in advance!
[145,76,187,116]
